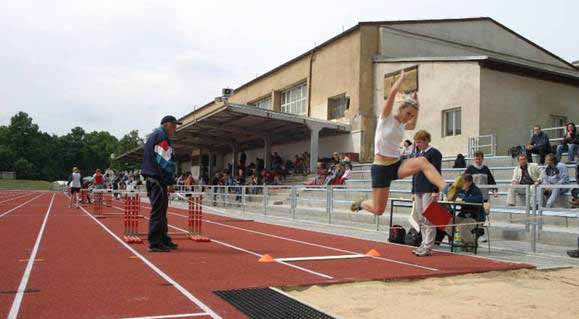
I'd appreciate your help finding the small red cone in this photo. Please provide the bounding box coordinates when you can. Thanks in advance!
[258,254,275,263]
[365,249,381,257]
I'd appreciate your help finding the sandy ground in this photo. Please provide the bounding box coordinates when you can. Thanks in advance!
[287,267,579,319]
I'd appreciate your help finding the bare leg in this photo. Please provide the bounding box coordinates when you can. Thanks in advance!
[398,157,446,191]
[360,187,390,216]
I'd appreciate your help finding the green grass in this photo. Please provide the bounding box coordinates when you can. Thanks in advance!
[0,179,53,190]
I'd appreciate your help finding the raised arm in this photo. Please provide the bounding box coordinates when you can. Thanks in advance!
[381,70,406,119]
[404,91,419,130]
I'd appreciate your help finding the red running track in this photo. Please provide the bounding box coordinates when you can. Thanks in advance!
[0,191,533,319]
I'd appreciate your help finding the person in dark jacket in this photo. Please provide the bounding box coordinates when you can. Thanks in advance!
[411,130,442,257]
[526,125,551,164]
[141,115,181,252]
[555,122,578,163]
[452,154,466,169]
[452,174,484,249]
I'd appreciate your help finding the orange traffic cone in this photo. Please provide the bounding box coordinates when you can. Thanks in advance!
[258,254,275,263]
[365,249,381,257]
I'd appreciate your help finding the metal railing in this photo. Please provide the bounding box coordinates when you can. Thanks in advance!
[468,134,497,157]
[529,126,569,144]
[186,183,578,254]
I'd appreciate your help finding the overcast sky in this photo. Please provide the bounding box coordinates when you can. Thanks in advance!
[1,0,577,138]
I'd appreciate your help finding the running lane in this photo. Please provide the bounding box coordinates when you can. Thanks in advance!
[14,193,210,319]
[0,193,50,317]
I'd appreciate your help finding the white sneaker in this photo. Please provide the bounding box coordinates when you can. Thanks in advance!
[415,248,432,257]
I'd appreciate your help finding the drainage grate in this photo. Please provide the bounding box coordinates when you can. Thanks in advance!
[214,287,335,319]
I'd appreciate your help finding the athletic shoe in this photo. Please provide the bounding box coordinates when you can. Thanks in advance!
[443,175,464,201]
[350,197,364,212]
[164,242,179,250]
[148,245,170,253]
[567,249,579,258]
[415,248,432,257]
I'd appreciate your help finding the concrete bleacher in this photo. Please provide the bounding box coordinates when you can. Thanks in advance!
[340,156,577,225]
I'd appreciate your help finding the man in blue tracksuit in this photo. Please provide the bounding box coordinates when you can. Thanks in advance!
[141,115,181,252]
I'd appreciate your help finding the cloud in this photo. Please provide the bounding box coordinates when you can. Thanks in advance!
[0,0,577,139]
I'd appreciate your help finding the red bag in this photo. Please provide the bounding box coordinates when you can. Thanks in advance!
[423,201,452,230]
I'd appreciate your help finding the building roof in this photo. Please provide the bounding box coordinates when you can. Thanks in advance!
[116,103,350,161]
[373,55,579,86]
[180,17,576,122]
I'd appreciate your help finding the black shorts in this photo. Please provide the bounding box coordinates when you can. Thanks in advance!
[371,160,402,188]
[70,187,80,194]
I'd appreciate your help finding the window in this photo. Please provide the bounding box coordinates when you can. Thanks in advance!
[384,66,419,99]
[251,96,272,110]
[327,94,349,120]
[442,108,461,137]
[281,83,307,115]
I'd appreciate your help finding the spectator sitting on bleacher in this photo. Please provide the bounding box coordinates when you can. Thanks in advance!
[335,163,352,185]
[555,122,578,164]
[452,174,485,251]
[307,162,327,185]
[400,139,415,159]
[508,154,541,206]
[538,154,569,208]
[464,151,498,202]
[526,125,551,164]
[452,153,466,168]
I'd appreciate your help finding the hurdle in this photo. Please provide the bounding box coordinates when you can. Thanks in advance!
[80,189,90,206]
[186,194,210,242]
[92,191,106,219]
[104,191,113,207]
[119,191,210,244]
[123,192,143,243]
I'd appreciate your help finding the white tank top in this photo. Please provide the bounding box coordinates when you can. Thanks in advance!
[374,114,405,158]
[71,172,82,188]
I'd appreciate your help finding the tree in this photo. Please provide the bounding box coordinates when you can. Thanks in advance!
[14,158,36,179]
[0,145,16,171]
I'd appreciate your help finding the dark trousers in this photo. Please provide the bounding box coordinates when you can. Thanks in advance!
[526,145,550,164]
[146,180,171,247]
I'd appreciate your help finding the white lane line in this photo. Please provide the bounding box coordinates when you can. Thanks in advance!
[8,193,55,319]
[164,208,439,272]
[0,192,36,205]
[76,197,221,319]
[111,204,334,280]
[120,312,210,319]
[276,254,367,262]
[165,221,334,280]
[0,193,45,219]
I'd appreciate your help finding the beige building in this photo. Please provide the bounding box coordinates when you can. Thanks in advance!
[120,18,579,176]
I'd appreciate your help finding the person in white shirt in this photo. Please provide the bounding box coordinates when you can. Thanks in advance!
[351,70,448,215]
[67,167,82,208]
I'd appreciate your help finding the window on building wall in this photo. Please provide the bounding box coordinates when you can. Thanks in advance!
[442,108,461,137]
[327,94,349,120]
[251,96,272,110]
[281,83,307,115]
[384,66,419,100]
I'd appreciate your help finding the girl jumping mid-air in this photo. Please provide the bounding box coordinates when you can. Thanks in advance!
[351,70,449,215]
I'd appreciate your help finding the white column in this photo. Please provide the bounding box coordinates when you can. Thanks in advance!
[308,124,323,173]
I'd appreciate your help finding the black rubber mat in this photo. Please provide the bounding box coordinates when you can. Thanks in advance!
[214,287,335,319]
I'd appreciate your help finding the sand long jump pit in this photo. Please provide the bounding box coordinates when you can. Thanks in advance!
[287,267,579,319]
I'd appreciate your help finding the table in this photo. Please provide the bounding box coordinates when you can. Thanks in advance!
[389,198,484,254]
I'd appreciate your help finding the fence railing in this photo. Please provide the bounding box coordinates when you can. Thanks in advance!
[468,134,497,157]
[166,183,578,254]
[529,126,569,144]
